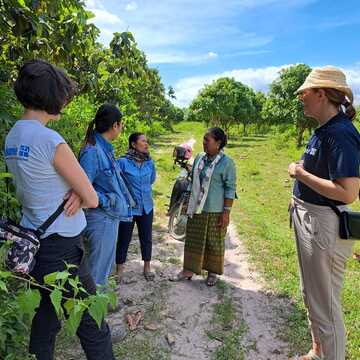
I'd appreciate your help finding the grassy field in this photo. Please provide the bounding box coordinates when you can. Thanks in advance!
[152,121,360,359]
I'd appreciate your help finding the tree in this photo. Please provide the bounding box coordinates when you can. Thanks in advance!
[261,64,315,147]
[0,0,99,83]
[189,77,257,134]
[233,85,258,135]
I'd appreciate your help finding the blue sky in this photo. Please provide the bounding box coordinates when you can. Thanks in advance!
[85,0,360,107]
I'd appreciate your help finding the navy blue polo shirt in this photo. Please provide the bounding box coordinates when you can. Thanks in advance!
[293,111,360,206]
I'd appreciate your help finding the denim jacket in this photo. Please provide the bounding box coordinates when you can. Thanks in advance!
[118,157,156,216]
[79,132,134,220]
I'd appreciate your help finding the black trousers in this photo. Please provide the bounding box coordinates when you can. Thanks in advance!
[116,210,153,264]
[29,233,115,360]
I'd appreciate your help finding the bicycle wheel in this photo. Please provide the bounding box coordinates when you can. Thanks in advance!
[168,197,188,241]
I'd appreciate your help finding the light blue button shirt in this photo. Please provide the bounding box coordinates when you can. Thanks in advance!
[117,157,156,216]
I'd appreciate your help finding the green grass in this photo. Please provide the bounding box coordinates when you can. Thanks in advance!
[207,280,246,360]
[113,335,170,360]
[152,121,360,359]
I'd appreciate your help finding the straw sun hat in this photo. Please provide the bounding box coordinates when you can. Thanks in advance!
[295,66,353,104]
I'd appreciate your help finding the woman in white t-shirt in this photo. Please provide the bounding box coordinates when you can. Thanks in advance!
[5,60,115,360]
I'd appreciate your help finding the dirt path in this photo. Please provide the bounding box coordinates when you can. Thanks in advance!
[223,224,291,359]
[57,221,292,359]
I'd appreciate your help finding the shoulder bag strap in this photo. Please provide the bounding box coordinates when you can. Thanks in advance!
[35,199,67,237]
[4,164,10,218]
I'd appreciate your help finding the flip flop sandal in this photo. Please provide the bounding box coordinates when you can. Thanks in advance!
[143,271,155,281]
[296,350,322,360]
[168,272,193,282]
[206,273,218,287]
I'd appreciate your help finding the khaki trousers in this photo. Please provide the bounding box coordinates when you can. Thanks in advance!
[291,197,354,360]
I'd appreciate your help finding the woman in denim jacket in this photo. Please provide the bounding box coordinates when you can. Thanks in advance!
[80,104,134,286]
[116,133,156,281]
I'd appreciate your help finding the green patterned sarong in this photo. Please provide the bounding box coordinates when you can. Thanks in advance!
[183,212,226,275]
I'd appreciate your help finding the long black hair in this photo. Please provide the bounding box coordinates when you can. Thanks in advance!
[83,104,122,146]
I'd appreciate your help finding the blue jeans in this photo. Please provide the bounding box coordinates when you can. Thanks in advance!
[84,209,120,286]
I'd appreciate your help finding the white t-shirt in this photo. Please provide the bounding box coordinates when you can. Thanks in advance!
[5,119,86,237]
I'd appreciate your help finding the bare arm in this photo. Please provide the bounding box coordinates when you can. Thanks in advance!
[218,198,234,229]
[54,143,98,208]
[289,162,359,204]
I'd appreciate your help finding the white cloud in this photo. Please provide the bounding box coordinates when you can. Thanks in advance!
[125,1,138,11]
[173,64,360,107]
[85,1,275,50]
[147,51,218,64]
[88,8,123,25]
[207,52,218,58]
[343,66,360,105]
[173,65,289,107]
[85,0,104,9]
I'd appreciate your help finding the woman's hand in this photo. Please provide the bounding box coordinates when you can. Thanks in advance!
[218,211,230,229]
[288,161,304,178]
[63,190,82,216]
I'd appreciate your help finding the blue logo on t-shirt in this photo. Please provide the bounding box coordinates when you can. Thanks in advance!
[19,145,30,158]
[5,145,30,160]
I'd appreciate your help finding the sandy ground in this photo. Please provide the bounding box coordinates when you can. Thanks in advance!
[57,221,293,360]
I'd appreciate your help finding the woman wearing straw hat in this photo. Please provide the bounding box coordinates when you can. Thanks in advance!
[288,66,360,360]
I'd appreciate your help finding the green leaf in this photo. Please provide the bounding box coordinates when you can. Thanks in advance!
[44,272,58,285]
[17,289,41,321]
[16,0,26,7]
[56,271,70,281]
[0,280,8,292]
[0,271,12,279]
[64,298,75,315]
[0,173,12,179]
[68,278,79,288]
[65,263,78,270]
[68,278,80,296]
[107,291,118,311]
[65,304,84,336]
[50,289,63,318]
[88,295,108,328]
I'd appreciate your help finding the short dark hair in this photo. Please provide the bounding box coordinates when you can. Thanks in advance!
[128,132,145,149]
[14,59,77,115]
[208,127,227,149]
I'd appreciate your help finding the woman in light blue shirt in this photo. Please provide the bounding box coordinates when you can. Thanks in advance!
[116,133,156,281]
